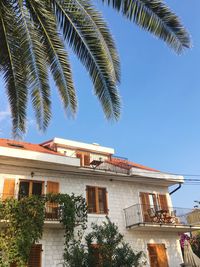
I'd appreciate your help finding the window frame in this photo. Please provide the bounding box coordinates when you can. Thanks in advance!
[18,179,44,199]
[86,186,108,215]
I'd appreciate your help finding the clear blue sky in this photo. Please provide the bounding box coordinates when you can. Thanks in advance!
[0,0,200,208]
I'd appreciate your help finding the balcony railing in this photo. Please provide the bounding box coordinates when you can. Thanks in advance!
[0,194,62,222]
[124,204,200,228]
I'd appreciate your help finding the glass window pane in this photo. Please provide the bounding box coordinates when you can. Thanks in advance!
[18,181,29,199]
[32,182,42,196]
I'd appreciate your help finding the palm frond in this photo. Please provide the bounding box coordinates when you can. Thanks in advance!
[27,0,77,116]
[101,0,191,53]
[0,0,28,137]
[19,1,51,131]
[67,0,120,83]
[26,17,52,131]
[52,0,121,119]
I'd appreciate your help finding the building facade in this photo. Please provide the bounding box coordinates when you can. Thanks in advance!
[0,137,199,267]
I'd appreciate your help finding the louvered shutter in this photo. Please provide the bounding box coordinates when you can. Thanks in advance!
[76,152,83,166]
[47,181,59,194]
[84,154,90,166]
[156,244,169,267]
[86,186,96,213]
[148,244,169,267]
[158,194,168,211]
[3,178,15,200]
[98,188,108,214]
[148,244,159,267]
[140,192,150,222]
[28,244,42,267]
[46,181,59,219]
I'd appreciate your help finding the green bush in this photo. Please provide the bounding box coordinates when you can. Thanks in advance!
[64,217,146,267]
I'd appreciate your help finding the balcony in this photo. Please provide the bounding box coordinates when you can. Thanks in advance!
[0,195,64,228]
[124,204,200,232]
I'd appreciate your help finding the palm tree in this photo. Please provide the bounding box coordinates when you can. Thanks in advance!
[0,0,190,137]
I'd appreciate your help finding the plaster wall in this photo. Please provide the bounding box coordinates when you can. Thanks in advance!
[0,164,183,267]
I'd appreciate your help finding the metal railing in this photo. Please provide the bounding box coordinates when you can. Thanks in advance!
[0,194,62,221]
[124,204,200,228]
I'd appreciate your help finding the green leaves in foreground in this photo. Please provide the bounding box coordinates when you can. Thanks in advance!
[0,0,190,137]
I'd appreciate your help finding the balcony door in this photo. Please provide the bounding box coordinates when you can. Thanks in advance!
[140,192,168,222]
[148,244,169,267]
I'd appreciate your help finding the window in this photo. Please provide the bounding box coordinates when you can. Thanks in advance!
[86,186,108,214]
[76,151,90,166]
[18,180,43,199]
[148,244,169,267]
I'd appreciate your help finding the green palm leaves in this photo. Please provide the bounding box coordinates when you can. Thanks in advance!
[0,0,190,137]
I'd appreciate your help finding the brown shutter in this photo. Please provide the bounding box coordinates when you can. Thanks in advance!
[98,188,108,214]
[47,181,59,194]
[140,192,150,222]
[86,186,96,213]
[76,152,83,166]
[148,244,159,267]
[3,178,15,200]
[158,194,168,211]
[84,154,90,166]
[28,244,42,267]
[105,190,109,214]
[148,244,169,267]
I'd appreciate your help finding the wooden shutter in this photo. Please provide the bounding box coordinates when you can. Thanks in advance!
[76,152,83,166]
[3,178,15,200]
[84,154,90,166]
[140,192,150,222]
[158,194,168,211]
[86,186,96,213]
[28,244,42,267]
[98,188,108,214]
[148,244,169,267]
[47,181,59,194]
[148,244,159,267]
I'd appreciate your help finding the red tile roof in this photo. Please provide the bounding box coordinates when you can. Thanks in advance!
[106,157,159,172]
[0,139,63,156]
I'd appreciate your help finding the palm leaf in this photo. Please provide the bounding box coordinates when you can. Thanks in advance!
[27,0,77,116]
[67,0,120,83]
[101,0,191,53]
[52,0,121,119]
[19,1,51,131]
[0,0,28,137]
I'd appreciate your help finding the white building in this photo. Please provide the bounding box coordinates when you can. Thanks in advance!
[0,137,199,267]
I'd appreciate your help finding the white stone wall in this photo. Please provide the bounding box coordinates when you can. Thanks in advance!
[0,164,183,267]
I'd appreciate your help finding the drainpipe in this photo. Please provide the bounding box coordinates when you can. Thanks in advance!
[169,183,182,195]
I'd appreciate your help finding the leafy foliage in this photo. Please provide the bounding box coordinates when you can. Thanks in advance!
[189,232,200,258]
[0,196,45,266]
[180,232,200,258]
[0,0,190,137]
[64,217,146,267]
[0,193,87,266]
